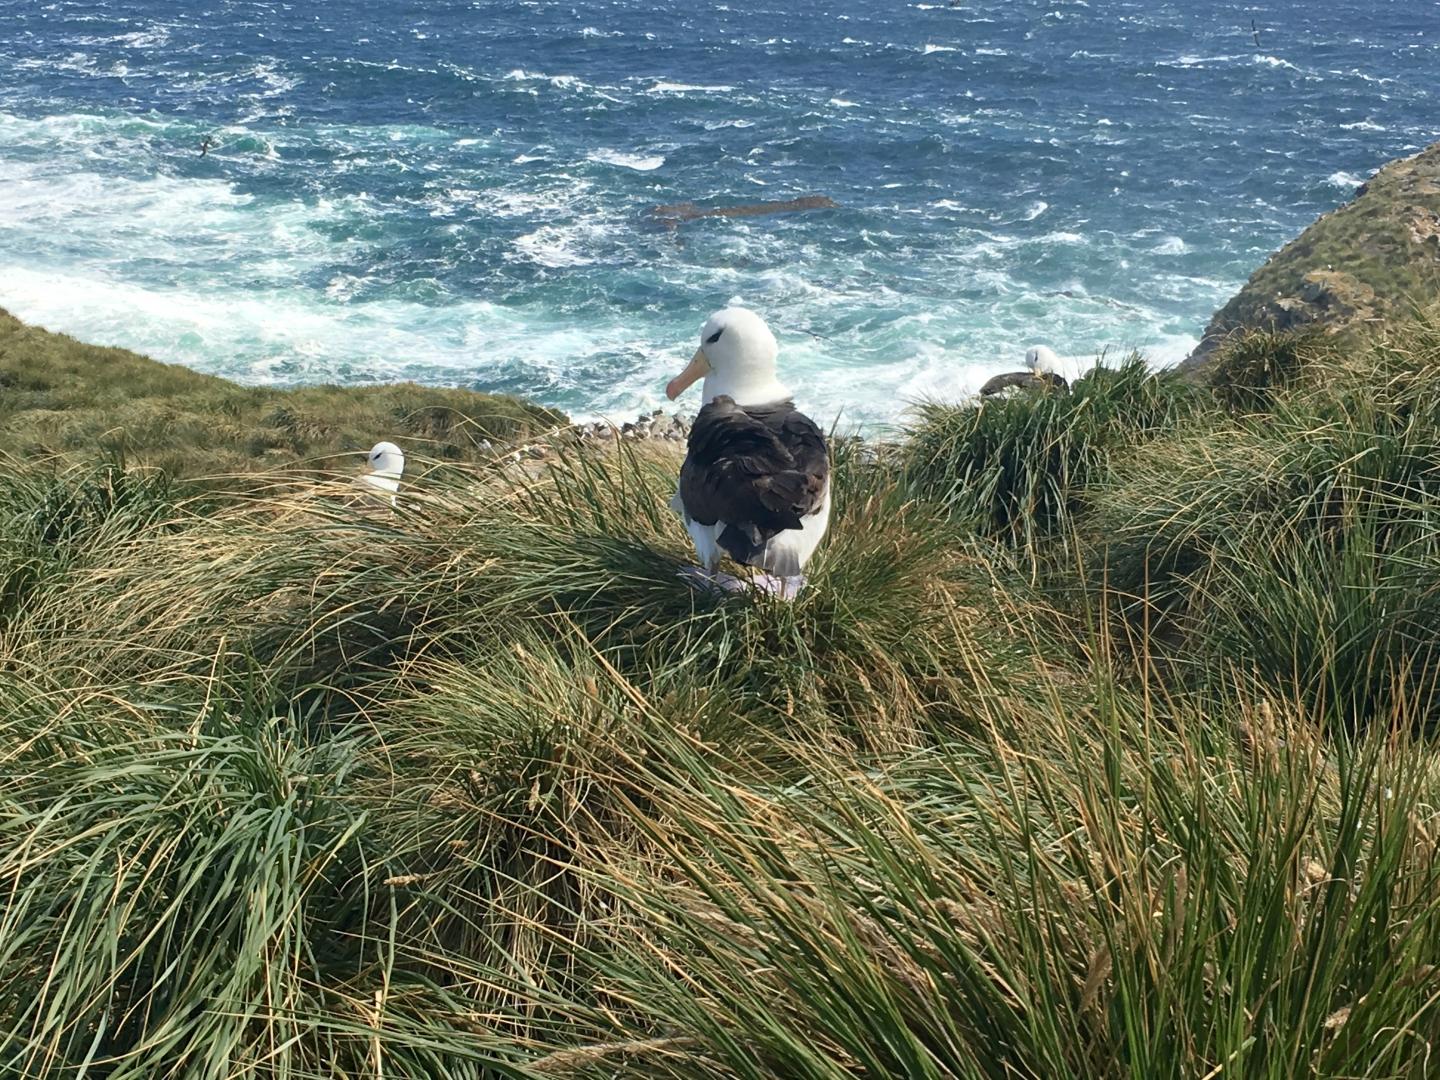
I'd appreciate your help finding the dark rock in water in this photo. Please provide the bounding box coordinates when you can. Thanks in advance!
[979,371,1069,397]
[1181,139,1440,377]
[649,195,839,228]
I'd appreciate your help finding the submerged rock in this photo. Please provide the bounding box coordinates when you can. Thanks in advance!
[648,195,839,228]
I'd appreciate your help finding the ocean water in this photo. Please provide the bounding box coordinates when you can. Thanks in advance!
[1,0,1436,427]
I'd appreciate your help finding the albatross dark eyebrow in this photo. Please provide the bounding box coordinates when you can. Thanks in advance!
[705,328,724,345]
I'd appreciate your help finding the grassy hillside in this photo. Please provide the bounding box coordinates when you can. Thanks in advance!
[1183,140,1440,373]
[5,312,1440,1077]
[0,308,566,477]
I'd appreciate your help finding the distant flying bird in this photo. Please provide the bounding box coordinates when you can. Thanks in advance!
[665,307,830,600]
[359,441,405,505]
[1252,20,1261,47]
[198,135,215,156]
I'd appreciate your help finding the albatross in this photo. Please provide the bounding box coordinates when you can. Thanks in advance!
[359,441,404,505]
[979,344,1069,397]
[665,307,830,598]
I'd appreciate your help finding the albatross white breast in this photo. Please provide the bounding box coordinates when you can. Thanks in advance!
[665,307,831,596]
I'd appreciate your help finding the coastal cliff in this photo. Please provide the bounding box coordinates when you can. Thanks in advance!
[1182,140,1440,374]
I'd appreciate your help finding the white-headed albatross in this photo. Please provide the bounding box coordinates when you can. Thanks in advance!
[359,441,405,505]
[665,307,830,598]
[1025,345,1062,378]
[979,344,1069,397]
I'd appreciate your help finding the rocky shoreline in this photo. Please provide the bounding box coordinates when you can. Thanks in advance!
[489,408,694,467]
[575,409,693,444]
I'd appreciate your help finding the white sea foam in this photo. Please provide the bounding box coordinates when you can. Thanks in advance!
[921,43,958,54]
[0,262,659,401]
[114,27,171,49]
[512,226,593,268]
[586,148,664,170]
[1023,200,1049,221]
[829,97,859,108]
[324,273,375,302]
[647,81,735,93]
[1327,170,1366,189]
[486,180,592,217]
[503,69,589,92]
[1162,54,1244,67]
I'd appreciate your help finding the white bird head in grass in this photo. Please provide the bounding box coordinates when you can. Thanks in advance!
[1025,345,1062,378]
[360,441,404,500]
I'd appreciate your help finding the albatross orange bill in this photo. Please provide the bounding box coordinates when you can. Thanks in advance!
[666,348,711,401]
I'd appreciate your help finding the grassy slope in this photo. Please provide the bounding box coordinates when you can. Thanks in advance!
[5,312,1440,1077]
[0,307,566,477]
[1183,140,1440,372]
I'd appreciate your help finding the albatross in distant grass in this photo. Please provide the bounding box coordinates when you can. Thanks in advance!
[979,344,1070,397]
[664,307,830,599]
[359,441,404,505]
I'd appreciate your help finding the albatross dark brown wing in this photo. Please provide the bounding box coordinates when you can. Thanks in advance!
[679,396,829,567]
[979,371,1069,396]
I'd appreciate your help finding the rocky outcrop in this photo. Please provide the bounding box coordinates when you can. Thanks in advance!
[1181,141,1440,375]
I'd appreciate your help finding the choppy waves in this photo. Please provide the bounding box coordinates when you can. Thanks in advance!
[0,0,1435,426]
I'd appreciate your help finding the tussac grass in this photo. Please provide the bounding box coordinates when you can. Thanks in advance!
[6,315,1440,1077]
[0,307,565,478]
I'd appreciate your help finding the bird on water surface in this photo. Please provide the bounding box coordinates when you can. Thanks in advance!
[665,307,831,598]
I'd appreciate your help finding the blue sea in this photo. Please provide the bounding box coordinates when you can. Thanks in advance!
[1,0,1436,426]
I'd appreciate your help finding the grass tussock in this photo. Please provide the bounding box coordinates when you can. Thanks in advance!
[0,307,564,478]
[904,355,1199,553]
[5,309,1440,1076]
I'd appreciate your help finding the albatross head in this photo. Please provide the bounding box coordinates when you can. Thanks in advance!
[367,441,404,480]
[1025,345,1062,377]
[665,307,790,406]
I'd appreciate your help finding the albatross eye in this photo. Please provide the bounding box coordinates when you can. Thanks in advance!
[705,328,724,345]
